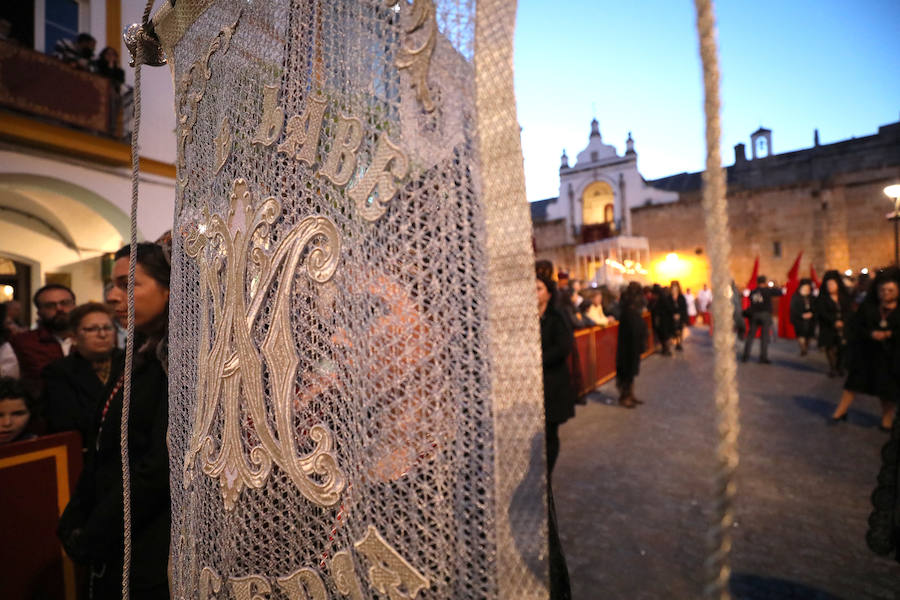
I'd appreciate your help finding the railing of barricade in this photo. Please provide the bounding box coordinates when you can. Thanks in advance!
[571,311,655,398]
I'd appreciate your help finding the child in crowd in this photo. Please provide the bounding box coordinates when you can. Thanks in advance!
[0,376,39,444]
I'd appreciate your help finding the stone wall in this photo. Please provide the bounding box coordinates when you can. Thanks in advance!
[632,167,899,288]
[631,122,900,288]
[533,218,576,275]
[532,121,900,289]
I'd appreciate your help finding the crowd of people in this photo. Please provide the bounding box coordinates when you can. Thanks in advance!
[0,22,126,91]
[51,32,126,91]
[538,263,900,432]
[3,245,897,597]
[1,241,171,599]
[535,261,900,593]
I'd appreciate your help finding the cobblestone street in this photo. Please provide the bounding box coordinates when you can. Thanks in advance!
[553,326,899,599]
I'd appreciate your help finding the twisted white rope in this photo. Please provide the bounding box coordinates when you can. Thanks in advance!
[121,3,156,598]
[693,1,741,599]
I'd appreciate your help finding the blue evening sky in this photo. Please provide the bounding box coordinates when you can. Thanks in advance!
[514,0,900,202]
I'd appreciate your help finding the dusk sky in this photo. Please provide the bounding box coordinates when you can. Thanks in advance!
[513,0,900,202]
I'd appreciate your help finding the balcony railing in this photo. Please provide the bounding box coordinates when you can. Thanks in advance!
[0,38,123,137]
[581,222,614,244]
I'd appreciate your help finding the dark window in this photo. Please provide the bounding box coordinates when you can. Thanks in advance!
[0,2,36,48]
[45,0,78,54]
[773,241,782,258]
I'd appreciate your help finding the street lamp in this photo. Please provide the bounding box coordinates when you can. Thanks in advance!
[886,184,900,266]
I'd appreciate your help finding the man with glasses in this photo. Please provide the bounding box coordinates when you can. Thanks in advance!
[7,284,76,396]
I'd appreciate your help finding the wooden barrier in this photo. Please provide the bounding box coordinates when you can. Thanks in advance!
[0,432,82,600]
[572,312,655,398]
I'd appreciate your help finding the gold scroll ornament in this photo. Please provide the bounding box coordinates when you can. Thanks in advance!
[389,0,438,113]
[176,14,240,196]
[184,178,345,511]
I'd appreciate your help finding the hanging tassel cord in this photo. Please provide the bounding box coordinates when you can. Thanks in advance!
[693,1,742,599]
[122,2,157,599]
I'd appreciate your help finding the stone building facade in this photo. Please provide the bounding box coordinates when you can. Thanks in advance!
[532,118,900,292]
[632,121,900,290]
[531,119,677,287]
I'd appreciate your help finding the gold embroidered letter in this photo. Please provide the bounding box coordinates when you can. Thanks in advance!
[330,550,365,600]
[278,96,327,166]
[320,115,363,187]
[253,84,285,146]
[200,567,223,600]
[231,575,271,600]
[276,568,327,600]
[348,136,409,222]
[183,179,344,511]
[354,525,429,600]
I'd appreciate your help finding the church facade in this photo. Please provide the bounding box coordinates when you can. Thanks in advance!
[532,118,900,292]
[530,119,677,288]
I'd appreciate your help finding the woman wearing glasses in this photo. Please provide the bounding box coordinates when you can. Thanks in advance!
[41,302,122,452]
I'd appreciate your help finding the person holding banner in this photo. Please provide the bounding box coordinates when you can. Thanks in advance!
[58,243,171,600]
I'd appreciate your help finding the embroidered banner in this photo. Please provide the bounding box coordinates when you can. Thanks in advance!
[160,2,547,598]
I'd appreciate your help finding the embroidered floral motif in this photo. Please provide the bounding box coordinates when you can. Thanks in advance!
[330,550,365,600]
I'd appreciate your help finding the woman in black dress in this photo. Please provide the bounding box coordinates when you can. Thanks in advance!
[59,243,170,599]
[615,282,648,408]
[535,273,574,599]
[666,280,689,352]
[832,267,900,430]
[816,270,852,377]
[537,274,576,474]
[649,284,672,355]
[865,267,900,558]
[789,278,816,356]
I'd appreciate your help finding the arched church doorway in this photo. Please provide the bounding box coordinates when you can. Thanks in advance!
[582,180,615,225]
[0,174,130,313]
[581,180,616,243]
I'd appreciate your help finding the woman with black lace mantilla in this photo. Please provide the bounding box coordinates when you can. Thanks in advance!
[865,267,900,561]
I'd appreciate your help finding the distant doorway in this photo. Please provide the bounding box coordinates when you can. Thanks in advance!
[0,256,32,328]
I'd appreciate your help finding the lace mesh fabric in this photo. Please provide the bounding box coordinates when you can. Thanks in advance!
[161,1,546,598]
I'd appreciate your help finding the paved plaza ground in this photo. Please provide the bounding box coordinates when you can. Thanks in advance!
[553,326,899,599]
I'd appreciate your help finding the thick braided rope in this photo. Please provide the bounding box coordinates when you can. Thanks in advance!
[121,3,155,598]
[693,1,741,599]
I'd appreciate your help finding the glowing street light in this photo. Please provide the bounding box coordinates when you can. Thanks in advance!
[885,184,900,266]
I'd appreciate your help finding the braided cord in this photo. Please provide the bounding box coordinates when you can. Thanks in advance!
[122,2,156,598]
[693,1,741,599]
